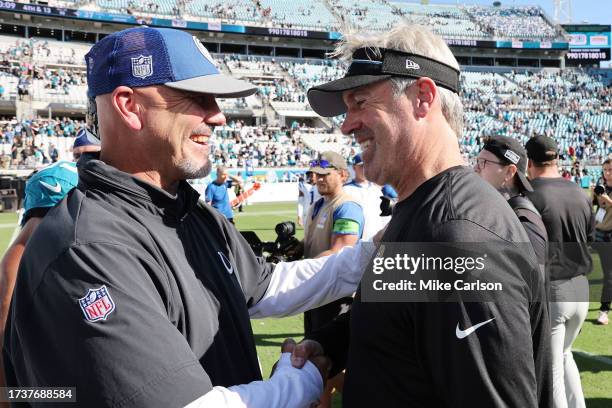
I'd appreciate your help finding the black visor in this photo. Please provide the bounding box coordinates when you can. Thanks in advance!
[307,47,460,117]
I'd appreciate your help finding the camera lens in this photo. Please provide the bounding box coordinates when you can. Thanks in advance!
[275,221,295,238]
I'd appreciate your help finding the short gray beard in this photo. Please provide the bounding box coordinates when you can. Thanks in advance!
[176,158,212,180]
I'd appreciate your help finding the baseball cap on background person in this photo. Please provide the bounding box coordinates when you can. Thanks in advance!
[482,135,533,192]
[73,128,100,149]
[85,26,257,98]
[73,128,101,160]
[21,161,79,226]
[352,153,363,166]
[307,47,460,117]
[309,151,348,175]
[525,135,559,163]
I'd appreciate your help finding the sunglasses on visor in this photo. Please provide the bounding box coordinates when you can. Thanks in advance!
[309,160,334,168]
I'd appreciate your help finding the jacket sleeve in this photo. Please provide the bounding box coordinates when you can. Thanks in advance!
[6,243,213,407]
[185,354,322,408]
[249,241,375,318]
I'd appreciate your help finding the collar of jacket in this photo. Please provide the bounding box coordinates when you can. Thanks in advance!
[77,153,200,220]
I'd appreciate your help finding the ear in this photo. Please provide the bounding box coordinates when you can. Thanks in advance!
[111,86,142,131]
[505,164,518,184]
[414,77,437,119]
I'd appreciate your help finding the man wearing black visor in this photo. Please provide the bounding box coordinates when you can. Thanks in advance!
[302,24,551,407]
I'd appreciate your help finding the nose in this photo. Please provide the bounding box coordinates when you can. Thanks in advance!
[340,111,362,136]
[206,102,226,127]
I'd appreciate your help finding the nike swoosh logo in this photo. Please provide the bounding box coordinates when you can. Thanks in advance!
[456,317,495,339]
[39,180,62,193]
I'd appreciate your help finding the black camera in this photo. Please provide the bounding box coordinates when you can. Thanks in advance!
[241,221,300,263]
[594,185,606,196]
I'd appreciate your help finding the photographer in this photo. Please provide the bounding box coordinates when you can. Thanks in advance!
[593,158,612,325]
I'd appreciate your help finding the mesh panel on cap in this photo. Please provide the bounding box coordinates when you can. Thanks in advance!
[86,28,174,97]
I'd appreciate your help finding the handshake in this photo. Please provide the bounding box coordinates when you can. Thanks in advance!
[269,338,331,408]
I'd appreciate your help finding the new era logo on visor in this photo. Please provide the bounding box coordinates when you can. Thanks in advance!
[405,59,420,70]
[131,55,153,79]
[504,150,520,164]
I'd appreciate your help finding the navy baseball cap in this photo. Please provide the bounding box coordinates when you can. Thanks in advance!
[352,153,363,165]
[73,128,100,149]
[85,27,257,98]
[525,135,559,163]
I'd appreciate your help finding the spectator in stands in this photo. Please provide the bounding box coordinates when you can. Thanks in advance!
[48,143,59,163]
[205,165,242,224]
[593,159,612,325]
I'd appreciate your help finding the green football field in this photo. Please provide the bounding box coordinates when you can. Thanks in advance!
[0,202,610,406]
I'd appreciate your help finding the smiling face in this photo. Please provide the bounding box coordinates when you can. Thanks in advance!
[340,80,418,188]
[135,86,226,182]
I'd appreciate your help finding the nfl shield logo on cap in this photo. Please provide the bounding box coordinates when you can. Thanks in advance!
[79,285,116,322]
[131,55,153,79]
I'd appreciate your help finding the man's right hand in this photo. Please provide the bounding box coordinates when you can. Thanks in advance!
[273,338,330,384]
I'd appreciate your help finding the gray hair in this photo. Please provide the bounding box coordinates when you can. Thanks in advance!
[333,23,464,138]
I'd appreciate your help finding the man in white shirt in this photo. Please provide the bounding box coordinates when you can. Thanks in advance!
[343,153,389,240]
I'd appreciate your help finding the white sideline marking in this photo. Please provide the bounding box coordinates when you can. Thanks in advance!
[0,223,18,229]
[235,210,296,217]
[573,349,612,366]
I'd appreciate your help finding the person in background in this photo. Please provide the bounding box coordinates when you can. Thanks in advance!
[343,153,388,240]
[205,165,243,224]
[297,170,319,229]
[234,171,244,213]
[48,143,59,163]
[526,135,593,408]
[593,158,612,325]
[72,128,102,161]
[303,151,364,407]
[0,156,85,398]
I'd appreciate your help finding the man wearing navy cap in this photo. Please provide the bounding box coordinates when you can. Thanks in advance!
[304,23,551,407]
[4,27,375,408]
[72,127,101,161]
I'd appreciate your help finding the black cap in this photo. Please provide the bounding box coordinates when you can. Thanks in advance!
[525,135,559,163]
[307,47,460,117]
[483,136,533,192]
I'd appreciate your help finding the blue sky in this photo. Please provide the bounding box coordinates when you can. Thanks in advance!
[402,0,611,25]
